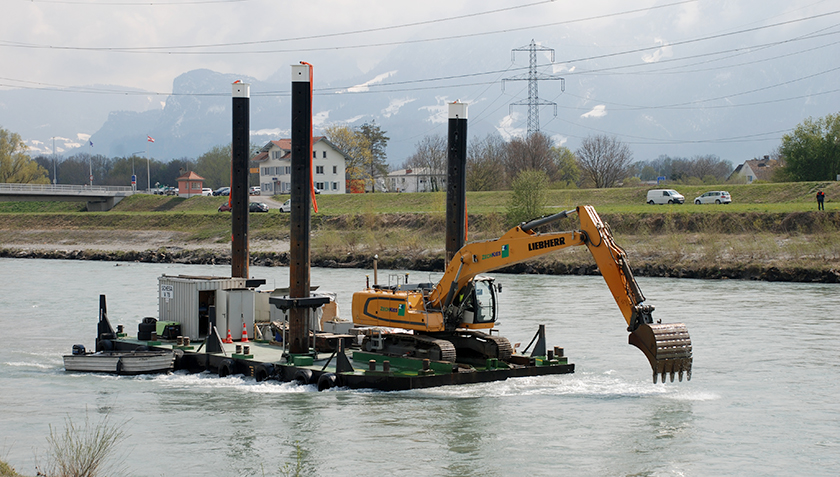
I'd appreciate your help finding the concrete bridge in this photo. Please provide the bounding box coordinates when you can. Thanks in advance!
[0,183,136,211]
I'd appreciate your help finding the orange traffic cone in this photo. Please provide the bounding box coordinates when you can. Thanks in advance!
[224,329,233,344]
[240,322,249,343]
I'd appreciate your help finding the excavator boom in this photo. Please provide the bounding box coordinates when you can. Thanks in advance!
[576,205,692,382]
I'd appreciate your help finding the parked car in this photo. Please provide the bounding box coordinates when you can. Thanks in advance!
[249,202,269,213]
[213,187,230,196]
[694,191,732,204]
[250,186,260,195]
[201,188,213,196]
[218,202,231,212]
[279,199,291,213]
[647,189,685,205]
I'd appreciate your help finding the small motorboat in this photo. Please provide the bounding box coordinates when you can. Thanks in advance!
[63,344,176,375]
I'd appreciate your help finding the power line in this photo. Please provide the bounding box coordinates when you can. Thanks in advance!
[0,0,700,54]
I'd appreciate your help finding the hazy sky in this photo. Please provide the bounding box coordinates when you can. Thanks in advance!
[3,0,839,161]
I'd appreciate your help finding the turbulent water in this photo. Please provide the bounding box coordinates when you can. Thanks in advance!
[1,258,838,476]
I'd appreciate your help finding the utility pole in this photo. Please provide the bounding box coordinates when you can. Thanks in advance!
[503,39,565,136]
[51,137,57,185]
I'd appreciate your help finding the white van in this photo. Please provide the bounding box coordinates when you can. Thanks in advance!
[647,189,685,205]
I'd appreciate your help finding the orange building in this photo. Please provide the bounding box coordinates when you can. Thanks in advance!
[176,171,206,198]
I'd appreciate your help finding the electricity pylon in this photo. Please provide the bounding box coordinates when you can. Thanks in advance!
[503,39,565,136]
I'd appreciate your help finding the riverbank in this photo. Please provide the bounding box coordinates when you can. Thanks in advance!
[1,185,838,283]
[2,227,838,282]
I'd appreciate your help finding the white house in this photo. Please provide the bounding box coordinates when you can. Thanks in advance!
[253,137,351,195]
[729,156,783,184]
[387,167,447,193]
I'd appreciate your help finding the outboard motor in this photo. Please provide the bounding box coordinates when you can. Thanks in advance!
[72,344,86,355]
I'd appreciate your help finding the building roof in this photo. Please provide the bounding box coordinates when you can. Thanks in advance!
[730,158,782,182]
[253,136,352,163]
[175,171,205,181]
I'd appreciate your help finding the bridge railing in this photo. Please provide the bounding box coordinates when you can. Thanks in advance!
[0,183,133,193]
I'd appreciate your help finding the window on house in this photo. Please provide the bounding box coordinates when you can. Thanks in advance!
[323,151,327,158]
[313,151,317,159]
[332,182,338,190]
[261,167,267,175]
[285,166,291,175]
[332,165,337,174]
[316,166,324,174]
[315,182,325,190]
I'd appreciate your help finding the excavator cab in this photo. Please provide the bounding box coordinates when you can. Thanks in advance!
[452,277,498,329]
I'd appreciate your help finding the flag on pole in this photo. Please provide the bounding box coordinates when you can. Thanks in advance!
[89,140,93,147]
[147,135,155,143]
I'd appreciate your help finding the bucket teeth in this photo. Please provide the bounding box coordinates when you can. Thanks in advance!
[629,322,693,384]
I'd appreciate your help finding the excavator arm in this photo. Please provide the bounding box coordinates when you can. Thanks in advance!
[426,206,692,383]
[577,205,692,383]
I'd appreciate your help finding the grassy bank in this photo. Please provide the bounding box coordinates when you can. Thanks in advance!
[1,182,839,281]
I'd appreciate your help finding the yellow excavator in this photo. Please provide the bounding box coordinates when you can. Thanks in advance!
[351,205,692,383]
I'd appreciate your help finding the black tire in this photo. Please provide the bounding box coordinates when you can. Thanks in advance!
[116,358,124,375]
[255,363,274,382]
[715,199,721,204]
[96,339,114,352]
[137,331,152,341]
[317,373,337,391]
[134,345,150,352]
[668,199,674,204]
[141,317,157,324]
[218,359,235,377]
[138,322,156,333]
[293,369,313,385]
[648,200,655,205]
[695,200,701,205]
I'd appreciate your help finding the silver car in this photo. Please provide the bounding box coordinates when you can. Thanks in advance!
[694,191,732,204]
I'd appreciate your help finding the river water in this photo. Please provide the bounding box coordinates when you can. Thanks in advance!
[1,258,838,476]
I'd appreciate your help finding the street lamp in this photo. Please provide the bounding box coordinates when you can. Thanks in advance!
[130,151,143,191]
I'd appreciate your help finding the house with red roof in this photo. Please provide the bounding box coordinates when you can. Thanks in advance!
[252,137,351,195]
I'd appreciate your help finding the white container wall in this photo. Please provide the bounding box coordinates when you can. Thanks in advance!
[158,276,247,340]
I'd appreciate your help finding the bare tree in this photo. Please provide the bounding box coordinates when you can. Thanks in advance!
[404,134,447,191]
[576,134,633,188]
[504,132,558,183]
[467,134,506,191]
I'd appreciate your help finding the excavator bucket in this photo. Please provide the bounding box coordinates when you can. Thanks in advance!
[628,323,692,383]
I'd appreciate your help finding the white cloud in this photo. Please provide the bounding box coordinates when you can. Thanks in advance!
[344,115,366,124]
[347,70,397,93]
[552,64,575,74]
[581,105,607,118]
[550,134,567,147]
[495,113,526,141]
[641,38,672,63]
[381,97,416,118]
[64,142,82,149]
[76,133,91,141]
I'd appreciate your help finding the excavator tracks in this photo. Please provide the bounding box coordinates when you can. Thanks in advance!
[364,332,457,362]
[431,330,513,364]
[628,322,693,383]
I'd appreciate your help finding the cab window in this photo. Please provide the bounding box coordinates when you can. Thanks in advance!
[472,280,496,323]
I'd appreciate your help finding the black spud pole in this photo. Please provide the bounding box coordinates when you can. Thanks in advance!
[231,81,250,278]
[288,64,312,355]
[445,101,468,266]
